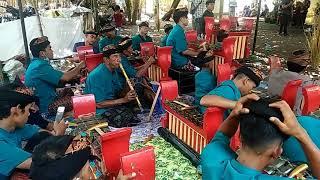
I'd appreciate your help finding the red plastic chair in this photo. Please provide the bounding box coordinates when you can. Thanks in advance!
[101,128,132,178]
[302,85,320,115]
[160,80,179,103]
[120,146,156,180]
[140,42,155,57]
[281,79,303,109]
[205,17,215,43]
[85,53,104,72]
[243,19,254,32]
[217,63,233,84]
[185,30,198,43]
[222,37,236,63]
[230,128,240,151]
[77,46,94,61]
[72,94,96,119]
[220,17,231,31]
[203,107,224,142]
[157,46,172,81]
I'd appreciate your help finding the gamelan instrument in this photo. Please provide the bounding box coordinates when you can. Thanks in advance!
[119,63,143,111]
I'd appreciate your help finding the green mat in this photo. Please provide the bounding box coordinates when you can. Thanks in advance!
[130,137,201,180]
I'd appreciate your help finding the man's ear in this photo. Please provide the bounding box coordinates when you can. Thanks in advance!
[271,145,283,159]
[10,105,20,117]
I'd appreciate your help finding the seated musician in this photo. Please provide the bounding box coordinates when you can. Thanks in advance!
[99,25,123,52]
[29,135,136,180]
[200,66,263,116]
[166,9,213,71]
[73,30,99,54]
[194,61,217,108]
[200,0,215,37]
[25,37,85,117]
[160,24,173,47]
[0,82,53,130]
[201,95,320,179]
[131,21,153,51]
[118,38,155,103]
[268,56,317,115]
[84,47,140,128]
[211,29,229,50]
[0,90,68,178]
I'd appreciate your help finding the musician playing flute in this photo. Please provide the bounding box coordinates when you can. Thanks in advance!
[117,37,156,104]
[84,46,141,128]
[166,8,214,71]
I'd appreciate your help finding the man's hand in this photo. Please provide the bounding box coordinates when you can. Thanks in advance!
[116,170,136,180]
[229,93,260,118]
[205,50,213,58]
[53,120,68,136]
[269,100,305,138]
[124,90,136,102]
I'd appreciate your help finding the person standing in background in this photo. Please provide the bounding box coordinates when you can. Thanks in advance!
[279,0,294,36]
[190,0,207,37]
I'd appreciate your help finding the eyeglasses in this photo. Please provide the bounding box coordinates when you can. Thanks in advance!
[33,36,48,46]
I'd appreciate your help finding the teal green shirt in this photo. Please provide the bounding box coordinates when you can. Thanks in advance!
[131,34,153,51]
[201,131,290,180]
[84,63,124,114]
[0,124,39,177]
[283,116,320,163]
[98,35,123,52]
[25,58,63,113]
[195,69,217,108]
[166,24,188,69]
[117,55,137,87]
[199,80,241,116]
[160,34,168,47]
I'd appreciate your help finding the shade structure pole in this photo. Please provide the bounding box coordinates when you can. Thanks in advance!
[251,0,262,55]
[18,0,30,63]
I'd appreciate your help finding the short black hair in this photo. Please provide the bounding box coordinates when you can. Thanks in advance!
[173,9,188,24]
[206,0,215,5]
[216,29,229,42]
[164,24,173,34]
[287,61,306,73]
[0,90,36,119]
[114,5,120,11]
[239,99,288,152]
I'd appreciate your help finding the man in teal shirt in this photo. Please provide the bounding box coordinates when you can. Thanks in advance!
[117,38,155,104]
[25,36,85,114]
[283,115,320,163]
[160,24,173,47]
[194,61,216,108]
[84,46,139,127]
[201,95,320,179]
[99,25,123,52]
[166,9,212,71]
[200,66,262,116]
[131,21,153,51]
[0,90,67,178]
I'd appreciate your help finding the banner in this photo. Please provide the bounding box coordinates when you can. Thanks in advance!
[0,16,83,61]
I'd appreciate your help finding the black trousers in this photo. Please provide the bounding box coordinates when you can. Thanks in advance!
[279,14,290,35]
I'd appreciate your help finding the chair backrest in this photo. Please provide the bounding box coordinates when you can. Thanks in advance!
[302,85,320,115]
[72,94,96,119]
[281,79,303,109]
[185,30,198,43]
[160,80,178,103]
[205,17,215,43]
[222,37,236,63]
[217,63,233,84]
[101,128,132,177]
[140,42,155,57]
[85,53,104,72]
[157,46,172,80]
[203,107,224,142]
[76,45,94,61]
[120,146,155,180]
[220,17,231,31]
[243,19,254,32]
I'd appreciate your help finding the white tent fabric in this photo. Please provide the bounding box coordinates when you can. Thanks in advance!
[0,16,84,61]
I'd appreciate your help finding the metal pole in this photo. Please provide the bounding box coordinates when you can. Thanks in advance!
[252,0,262,55]
[35,0,44,36]
[18,0,30,62]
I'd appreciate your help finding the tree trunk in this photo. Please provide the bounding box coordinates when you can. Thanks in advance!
[155,0,160,31]
[161,0,181,21]
[125,0,132,24]
[131,0,140,24]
